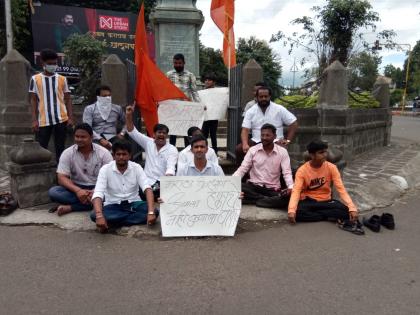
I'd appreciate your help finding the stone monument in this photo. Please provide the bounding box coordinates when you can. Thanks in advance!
[101,54,128,106]
[150,0,204,76]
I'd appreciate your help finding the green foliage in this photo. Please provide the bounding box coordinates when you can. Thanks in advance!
[403,40,420,97]
[390,89,404,106]
[236,36,282,98]
[274,91,379,109]
[384,64,404,89]
[63,33,105,104]
[348,51,381,90]
[199,41,228,86]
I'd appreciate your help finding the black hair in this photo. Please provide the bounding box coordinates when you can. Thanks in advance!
[256,86,272,96]
[40,49,58,62]
[153,123,169,134]
[261,123,276,134]
[190,134,208,147]
[173,53,185,62]
[74,123,93,136]
[96,85,111,96]
[112,139,132,154]
[307,140,328,154]
[204,72,216,82]
[187,126,201,137]
[255,81,267,87]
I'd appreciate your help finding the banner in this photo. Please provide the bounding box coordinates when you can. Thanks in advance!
[198,87,229,121]
[158,100,205,136]
[160,176,242,237]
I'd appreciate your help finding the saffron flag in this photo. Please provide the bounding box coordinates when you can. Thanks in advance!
[210,0,236,68]
[134,4,187,135]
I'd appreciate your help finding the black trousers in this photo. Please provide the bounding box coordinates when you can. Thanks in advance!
[295,198,350,222]
[36,122,67,163]
[241,182,289,209]
[202,120,218,154]
[169,135,189,148]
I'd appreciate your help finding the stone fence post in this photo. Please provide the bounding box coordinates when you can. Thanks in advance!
[101,54,128,106]
[241,59,263,110]
[317,60,348,109]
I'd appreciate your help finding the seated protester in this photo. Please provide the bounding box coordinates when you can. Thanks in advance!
[90,140,158,233]
[177,135,224,176]
[233,123,293,208]
[125,104,178,198]
[242,81,266,117]
[83,85,126,150]
[178,126,218,169]
[48,123,113,216]
[288,140,361,234]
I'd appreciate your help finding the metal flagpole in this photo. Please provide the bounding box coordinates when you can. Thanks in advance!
[5,0,13,52]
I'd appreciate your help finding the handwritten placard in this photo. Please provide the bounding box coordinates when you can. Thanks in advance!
[158,100,205,136]
[160,176,242,237]
[198,87,229,121]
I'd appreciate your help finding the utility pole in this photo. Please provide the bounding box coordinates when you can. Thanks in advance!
[5,0,13,52]
[290,58,298,89]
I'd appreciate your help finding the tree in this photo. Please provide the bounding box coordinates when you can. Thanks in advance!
[199,41,228,86]
[383,64,404,89]
[236,36,282,97]
[403,40,420,97]
[270,0,395,77]
[348,51,381,90]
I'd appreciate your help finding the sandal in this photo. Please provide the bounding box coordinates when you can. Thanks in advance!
[337,219,365,235]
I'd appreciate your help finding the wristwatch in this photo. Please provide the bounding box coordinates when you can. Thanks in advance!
[285,139,291,144]
[148,212,155,215]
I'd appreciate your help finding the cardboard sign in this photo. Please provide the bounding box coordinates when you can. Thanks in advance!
[160,176,242,237]
[198,87,229,121]
[158,100,205,136]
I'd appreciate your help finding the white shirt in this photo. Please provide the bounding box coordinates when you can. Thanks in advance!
[176,160,225,176]
[127,127,178,185]
[242,99,256,117]
[92,161,151,206]
[242,101,297,143]
[178,145,218,168]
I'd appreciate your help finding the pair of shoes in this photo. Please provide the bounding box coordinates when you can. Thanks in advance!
[363,213,395,232]
[337,219,365,235]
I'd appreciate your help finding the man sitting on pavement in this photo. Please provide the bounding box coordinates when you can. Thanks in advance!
[83,85,126,150]
[233,123,294,208]
[90,139,158,233]
[125,104,178,199]
[236,86,298,164]
[288,140,362,234]
[48,123,113,216]
[178,126,218,169]
[177,134,224,176]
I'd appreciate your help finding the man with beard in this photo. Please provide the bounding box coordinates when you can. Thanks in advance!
[233,124,294,208]
[83,85,126,150]
[54,14,82,52]
[48,123,113,216]
[235,86,298,164]
[166,53,200,146]
[125,104,178,199]
[90,140,158,233]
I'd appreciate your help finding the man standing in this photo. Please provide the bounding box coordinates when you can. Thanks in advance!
[54,14,82,52]
[29,49,74,163]
[125,104,178,198]
[166,53,200,146]
[83,85,126,150]
[235,86,298,164]
[91,140,158,233]
[48,123,113,216]
[177,135,224,176]
[201,72,219,155]
[233,124,294,208]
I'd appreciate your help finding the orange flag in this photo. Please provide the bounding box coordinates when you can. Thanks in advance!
[134,4,188,136]
[210,0,236,68]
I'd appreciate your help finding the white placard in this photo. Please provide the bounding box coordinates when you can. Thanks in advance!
[160,176,242,237]
[158,100,205,136]
[198,87,229,121]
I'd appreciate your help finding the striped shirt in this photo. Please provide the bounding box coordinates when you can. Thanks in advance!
[29,73,70,127]
[166,69,200,102]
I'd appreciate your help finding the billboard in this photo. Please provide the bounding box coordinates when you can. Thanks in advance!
[30,4,154,76]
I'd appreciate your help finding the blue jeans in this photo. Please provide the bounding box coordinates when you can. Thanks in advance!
[48,185,95,212]
[90,201,158,227]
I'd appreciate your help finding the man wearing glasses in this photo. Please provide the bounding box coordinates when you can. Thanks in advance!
[48,123,113,216]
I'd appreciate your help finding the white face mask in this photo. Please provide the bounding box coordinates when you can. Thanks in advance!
[96,96,112,121]
[44,64,58,74]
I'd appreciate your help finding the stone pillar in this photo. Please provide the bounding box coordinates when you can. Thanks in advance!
[241,59,263,109]
[0,49,33,168]
[7,139,56,208]
[317,60,348,109]
[150,0,204,76]
[372,76,390,108]
[101,54,128,106]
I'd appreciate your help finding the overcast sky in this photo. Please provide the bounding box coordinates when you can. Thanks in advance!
[196,0,420,85]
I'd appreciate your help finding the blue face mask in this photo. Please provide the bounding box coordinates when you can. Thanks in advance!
[44,64,57,74]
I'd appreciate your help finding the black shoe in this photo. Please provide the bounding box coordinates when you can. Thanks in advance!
[381,213,395,230]
[363,215,381,232]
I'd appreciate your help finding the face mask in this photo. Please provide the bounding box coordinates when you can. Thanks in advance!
[44,64,57,74]
[97,96,112,105]
[96,96,112,121]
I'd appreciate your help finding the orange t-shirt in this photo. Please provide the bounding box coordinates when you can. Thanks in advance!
[288,161,357,214]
